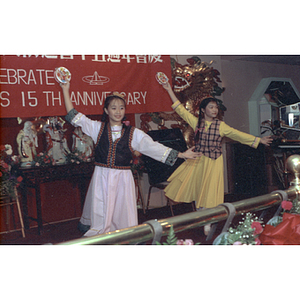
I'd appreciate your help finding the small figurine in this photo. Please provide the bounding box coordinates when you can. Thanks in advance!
[43,116,70,164]
[16,121,38,167]
[72,127,94,158]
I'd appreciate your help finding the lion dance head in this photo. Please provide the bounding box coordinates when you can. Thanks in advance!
[140,56,226,147]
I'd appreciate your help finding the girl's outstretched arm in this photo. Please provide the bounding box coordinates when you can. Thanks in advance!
[60,82,74,113]
[160,82,180,104]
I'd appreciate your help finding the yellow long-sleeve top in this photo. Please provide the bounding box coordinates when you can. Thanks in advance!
[165,101,261,209]
[172,100,261,149]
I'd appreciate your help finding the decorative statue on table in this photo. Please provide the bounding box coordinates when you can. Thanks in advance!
[72,127,94,158]
[16,121,38,167]
[43,116,70,164]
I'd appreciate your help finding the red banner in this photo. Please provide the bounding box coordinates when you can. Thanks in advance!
[0,55,172,118]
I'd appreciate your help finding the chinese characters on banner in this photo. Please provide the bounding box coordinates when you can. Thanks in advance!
[0,55,172,118]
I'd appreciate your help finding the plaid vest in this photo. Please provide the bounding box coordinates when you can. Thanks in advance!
[194,119,222,160]
[94,122,135,169]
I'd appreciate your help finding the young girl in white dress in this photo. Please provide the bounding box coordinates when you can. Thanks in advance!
[60,82,201,237]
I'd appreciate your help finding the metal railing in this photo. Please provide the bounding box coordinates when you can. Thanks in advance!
[58,187,299,245]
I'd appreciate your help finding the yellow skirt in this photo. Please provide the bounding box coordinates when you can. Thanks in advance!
[164,155,224,209]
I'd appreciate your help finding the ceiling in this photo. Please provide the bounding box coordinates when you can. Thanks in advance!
[220,55,300,66]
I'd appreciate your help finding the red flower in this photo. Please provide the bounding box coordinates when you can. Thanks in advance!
[251,221,263,235]
[17,176,23,182]
[281,200,293,211]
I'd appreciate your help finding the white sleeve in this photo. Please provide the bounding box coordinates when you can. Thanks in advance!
[131,128,178,165]
[71,113,101,144]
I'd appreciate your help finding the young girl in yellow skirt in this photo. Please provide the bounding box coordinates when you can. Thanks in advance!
[159,82,273,235]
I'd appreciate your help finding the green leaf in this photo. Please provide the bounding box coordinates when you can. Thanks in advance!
[165,225,178,245]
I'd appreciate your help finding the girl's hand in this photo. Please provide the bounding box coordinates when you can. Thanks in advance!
[60,82,70,91]
[161,81,172,92]
[260,136,273,146]
[179,146,202,160]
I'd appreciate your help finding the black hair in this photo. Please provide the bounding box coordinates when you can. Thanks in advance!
[101,94,127,124]
[194,97,219,144]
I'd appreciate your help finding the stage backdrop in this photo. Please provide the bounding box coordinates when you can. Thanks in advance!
[0,55,172,118]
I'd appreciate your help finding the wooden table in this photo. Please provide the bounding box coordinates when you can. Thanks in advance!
[18,162,94,235]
